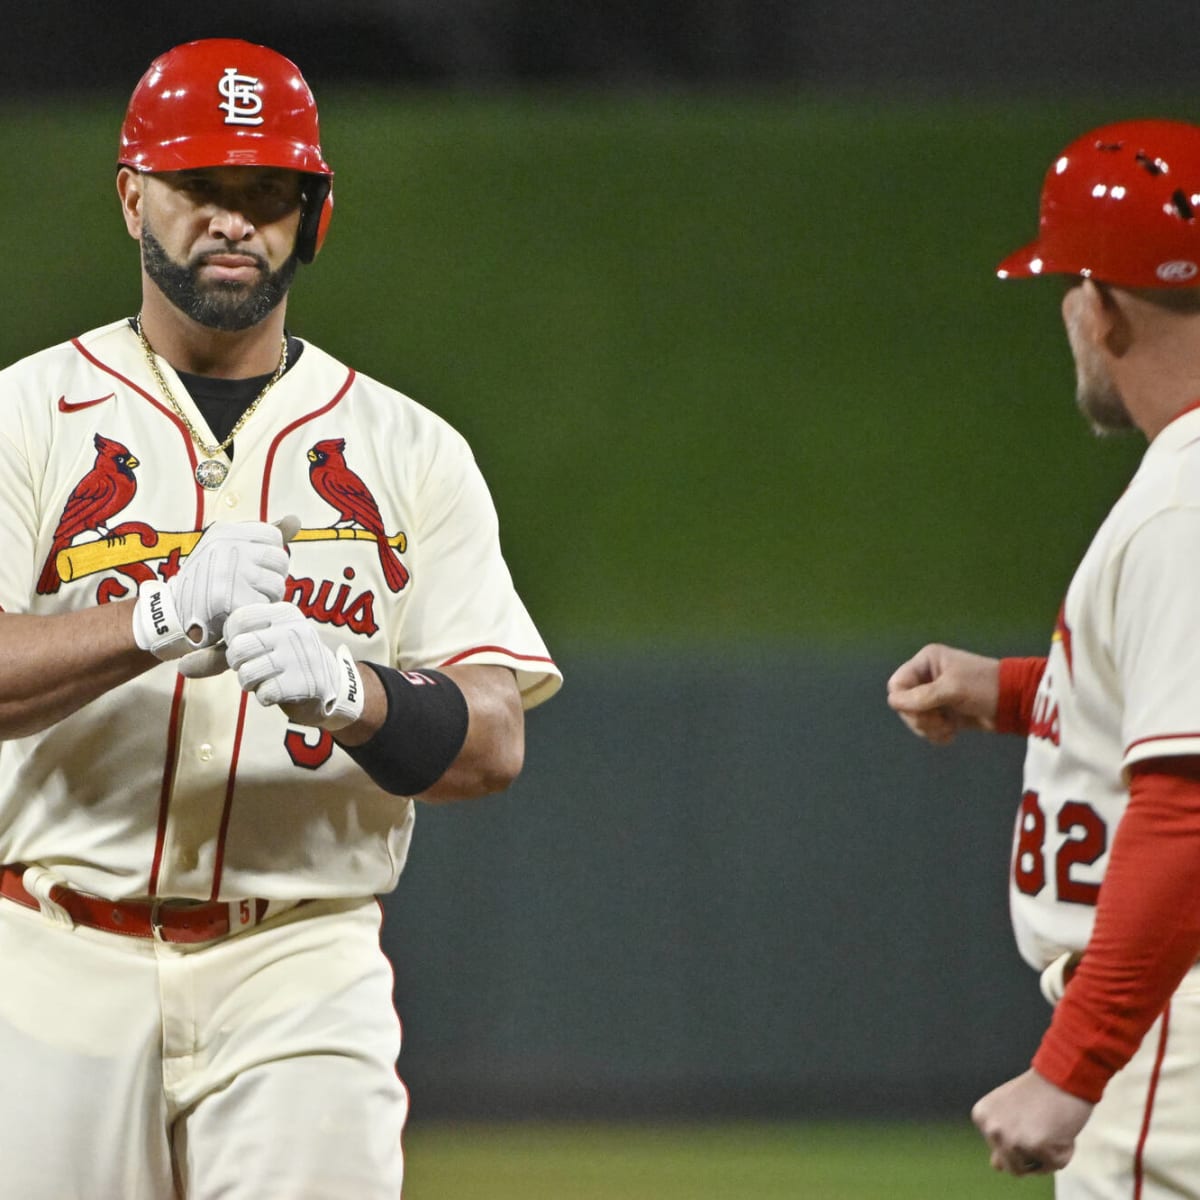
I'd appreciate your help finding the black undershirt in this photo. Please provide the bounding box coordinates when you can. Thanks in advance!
[127,318,303,456]
[176,337,304,455]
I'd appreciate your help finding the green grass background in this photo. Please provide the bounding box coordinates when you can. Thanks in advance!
[403,1120,1053,1198]
[6,90,1165,653]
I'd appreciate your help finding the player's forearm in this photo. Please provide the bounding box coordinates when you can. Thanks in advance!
[418,665,524,802]
[1032,759,1200,1101]
[335,662,524,802]
[0,603,154,738]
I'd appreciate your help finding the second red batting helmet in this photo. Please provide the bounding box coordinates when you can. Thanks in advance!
[996,119,1200,289]
[118,39,334,264]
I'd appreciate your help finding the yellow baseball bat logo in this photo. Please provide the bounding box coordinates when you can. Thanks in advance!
[55,527,408,584]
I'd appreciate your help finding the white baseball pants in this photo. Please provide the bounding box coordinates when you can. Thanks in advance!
[0,892,407,1199]
[1056,965,1200,1199]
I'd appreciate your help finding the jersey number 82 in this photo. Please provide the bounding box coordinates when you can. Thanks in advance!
[1013,790,1107,906]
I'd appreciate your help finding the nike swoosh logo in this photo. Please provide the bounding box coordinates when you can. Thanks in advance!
[58,393,115,413]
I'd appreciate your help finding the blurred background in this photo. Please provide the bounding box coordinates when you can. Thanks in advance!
[6,2,1185,1193]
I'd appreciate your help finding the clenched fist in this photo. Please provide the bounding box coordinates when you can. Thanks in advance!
[132,515,299,661]
[216,601,365,731]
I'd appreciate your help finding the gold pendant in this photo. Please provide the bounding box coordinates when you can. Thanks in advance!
[195,459,229,490]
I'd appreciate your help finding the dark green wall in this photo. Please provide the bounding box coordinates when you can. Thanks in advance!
[383,654,1048,1119]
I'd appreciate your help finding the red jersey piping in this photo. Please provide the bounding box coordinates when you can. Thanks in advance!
[259,367,356,519]
[1126,731,1200,755]
[147,675,188,897]
[205,366,356,892]
[73,337,206,896]
[209,691,251,901]
[71,336,204,507]
[439,644,556,668]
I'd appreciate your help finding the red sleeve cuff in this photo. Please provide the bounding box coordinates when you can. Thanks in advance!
[1031,1010,1116,1103]
[995,656,1047,736]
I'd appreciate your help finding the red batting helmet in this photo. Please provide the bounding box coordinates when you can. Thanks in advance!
[118,39,334,264]
[996,119,1200,289]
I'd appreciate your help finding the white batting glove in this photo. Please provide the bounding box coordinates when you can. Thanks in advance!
[220,601,365,731]
[132,515,299,663]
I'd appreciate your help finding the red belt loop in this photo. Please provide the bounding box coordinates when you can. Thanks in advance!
[0,863,276,945]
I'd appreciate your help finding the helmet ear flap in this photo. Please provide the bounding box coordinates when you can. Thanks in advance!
[297,176,333,264]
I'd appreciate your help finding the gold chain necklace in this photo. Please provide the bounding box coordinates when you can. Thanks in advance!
[135,314,288,490]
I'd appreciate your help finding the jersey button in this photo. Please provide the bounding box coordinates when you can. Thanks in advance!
[222,493,239,508]
[198,743,214,762]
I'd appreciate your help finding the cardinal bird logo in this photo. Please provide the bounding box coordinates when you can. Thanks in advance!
[37,433,139,594]
[1053,600,1074,682]
[307,438,410,592]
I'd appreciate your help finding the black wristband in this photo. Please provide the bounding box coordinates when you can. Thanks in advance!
[340,664,470,796]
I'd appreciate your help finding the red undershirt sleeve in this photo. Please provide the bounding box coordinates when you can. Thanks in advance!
[994,656,1047,736]
[1031,758,1200,1102]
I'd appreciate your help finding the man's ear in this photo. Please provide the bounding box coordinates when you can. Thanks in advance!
[116,167,144,241]
[1081,278,1133,357]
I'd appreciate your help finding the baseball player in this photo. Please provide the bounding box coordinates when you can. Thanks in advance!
[888,119,1200,1197]
[0,38,560,1199]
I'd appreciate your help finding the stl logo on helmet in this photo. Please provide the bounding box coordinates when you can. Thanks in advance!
[218,67,264,126]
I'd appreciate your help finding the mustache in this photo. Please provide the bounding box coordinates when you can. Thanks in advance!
[192,247,270,273]
[140,221,296,331]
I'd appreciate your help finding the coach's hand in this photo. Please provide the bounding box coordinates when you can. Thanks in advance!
[220,601,364,731]
[132,516,299,663]
[972,1068,1093,1177]
[886,643,1001,745]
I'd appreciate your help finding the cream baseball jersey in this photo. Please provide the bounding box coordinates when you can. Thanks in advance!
[1010,402,1200,969]
[0,319,561,902]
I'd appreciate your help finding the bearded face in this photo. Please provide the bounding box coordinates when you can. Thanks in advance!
[141,216,298,332]
[1063,287,1136,436]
